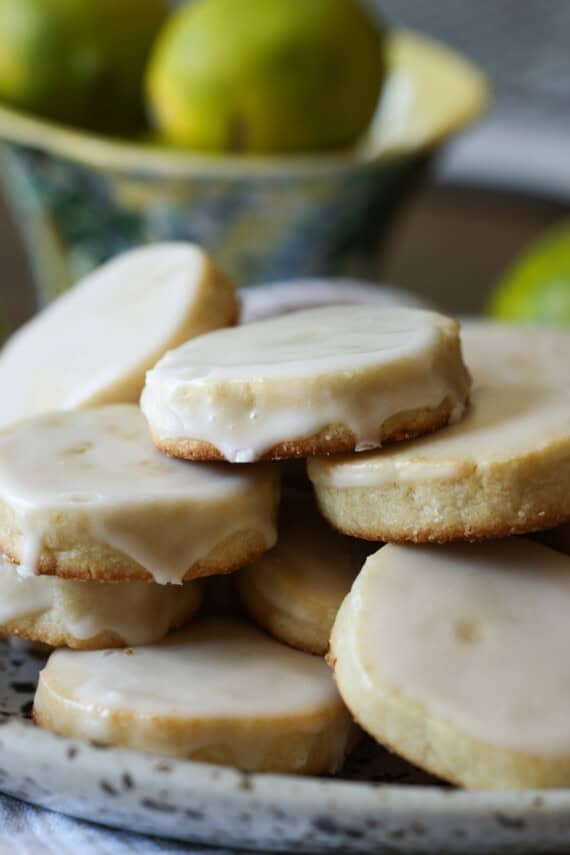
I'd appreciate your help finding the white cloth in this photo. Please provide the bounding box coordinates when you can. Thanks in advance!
[0,794,246,855]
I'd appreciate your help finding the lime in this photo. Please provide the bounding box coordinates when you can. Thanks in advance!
[0,0,168,134]
[146,0,386,153]
[488,221,570,325]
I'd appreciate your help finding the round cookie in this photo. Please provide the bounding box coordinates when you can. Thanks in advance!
[239,495,372,654]
[0,243,237,429]
[309,383,570,542]
[330,539,570,789]
[461,320,570,387]
[141,305,471,462]
[0,405,279,582]
[238,278,429,324]
[0,554,202,649]
[34,618,356,774]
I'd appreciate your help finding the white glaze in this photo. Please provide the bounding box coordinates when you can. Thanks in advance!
[0,556,52,623]
[0,405,278,583]
[461,321,570,388]
[348,540,570,755]
[40,619,342,719]
[141,306,470,462]
[0,243,231,428]
[0,555,200,645]
[310,384,570,488]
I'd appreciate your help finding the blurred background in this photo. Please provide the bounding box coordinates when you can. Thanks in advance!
[1,0,569,331]
[375,0,570,313]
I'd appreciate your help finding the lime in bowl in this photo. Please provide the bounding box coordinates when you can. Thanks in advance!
[0,30,489,308]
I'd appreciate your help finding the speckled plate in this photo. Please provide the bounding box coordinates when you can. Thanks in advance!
[0,639,569,854]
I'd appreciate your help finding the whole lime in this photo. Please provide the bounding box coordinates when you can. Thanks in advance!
[146,0,386,153]
[0,0,168,133]
[488,221,570,325]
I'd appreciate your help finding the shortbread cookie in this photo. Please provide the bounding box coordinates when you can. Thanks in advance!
[462,320,570,387]
[239,279,429,324]
[309,383,570,542]
[142,306,471,462]
[0,243,237,428]
[0,554,202,649]
[239,495,371,654]
[0,405,279,582]
[330,540,570,789]
[35,618,356,774]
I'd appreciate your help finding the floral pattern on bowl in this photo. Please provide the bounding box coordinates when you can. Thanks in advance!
[0,31,489,315]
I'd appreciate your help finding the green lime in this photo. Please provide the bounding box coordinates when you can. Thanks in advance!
[146,0,386,153]
[488,221,570,325]
[0,0,168,134]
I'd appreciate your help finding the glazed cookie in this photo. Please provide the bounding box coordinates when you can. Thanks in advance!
[0,243,237,428]
[0,405,279,582]
[309,383,570,542]
[462,320,570,387]
[239,495,371,654]
[0,554,202,649]
[330,540,570,789]
[141,306,471,462]
[238,278,429,324]
[35,618,356,774]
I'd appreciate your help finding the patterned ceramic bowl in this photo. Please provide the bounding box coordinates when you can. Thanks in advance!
[0,30,488,308]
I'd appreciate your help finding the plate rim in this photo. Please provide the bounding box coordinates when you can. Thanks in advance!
[2,715,570,818]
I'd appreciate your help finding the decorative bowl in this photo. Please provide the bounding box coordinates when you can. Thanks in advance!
[0,30,488,309]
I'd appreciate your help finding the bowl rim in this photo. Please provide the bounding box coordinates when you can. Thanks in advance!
[0,29,490,179]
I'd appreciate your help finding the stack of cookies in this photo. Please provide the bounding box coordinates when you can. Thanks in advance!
[311,322,570,789]
[0,243,277,652]
[1,242,569,789]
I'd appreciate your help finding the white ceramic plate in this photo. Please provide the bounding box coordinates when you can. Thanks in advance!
[1,640,569,853]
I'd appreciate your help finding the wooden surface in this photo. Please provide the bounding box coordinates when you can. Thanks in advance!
[0,182,567,333]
